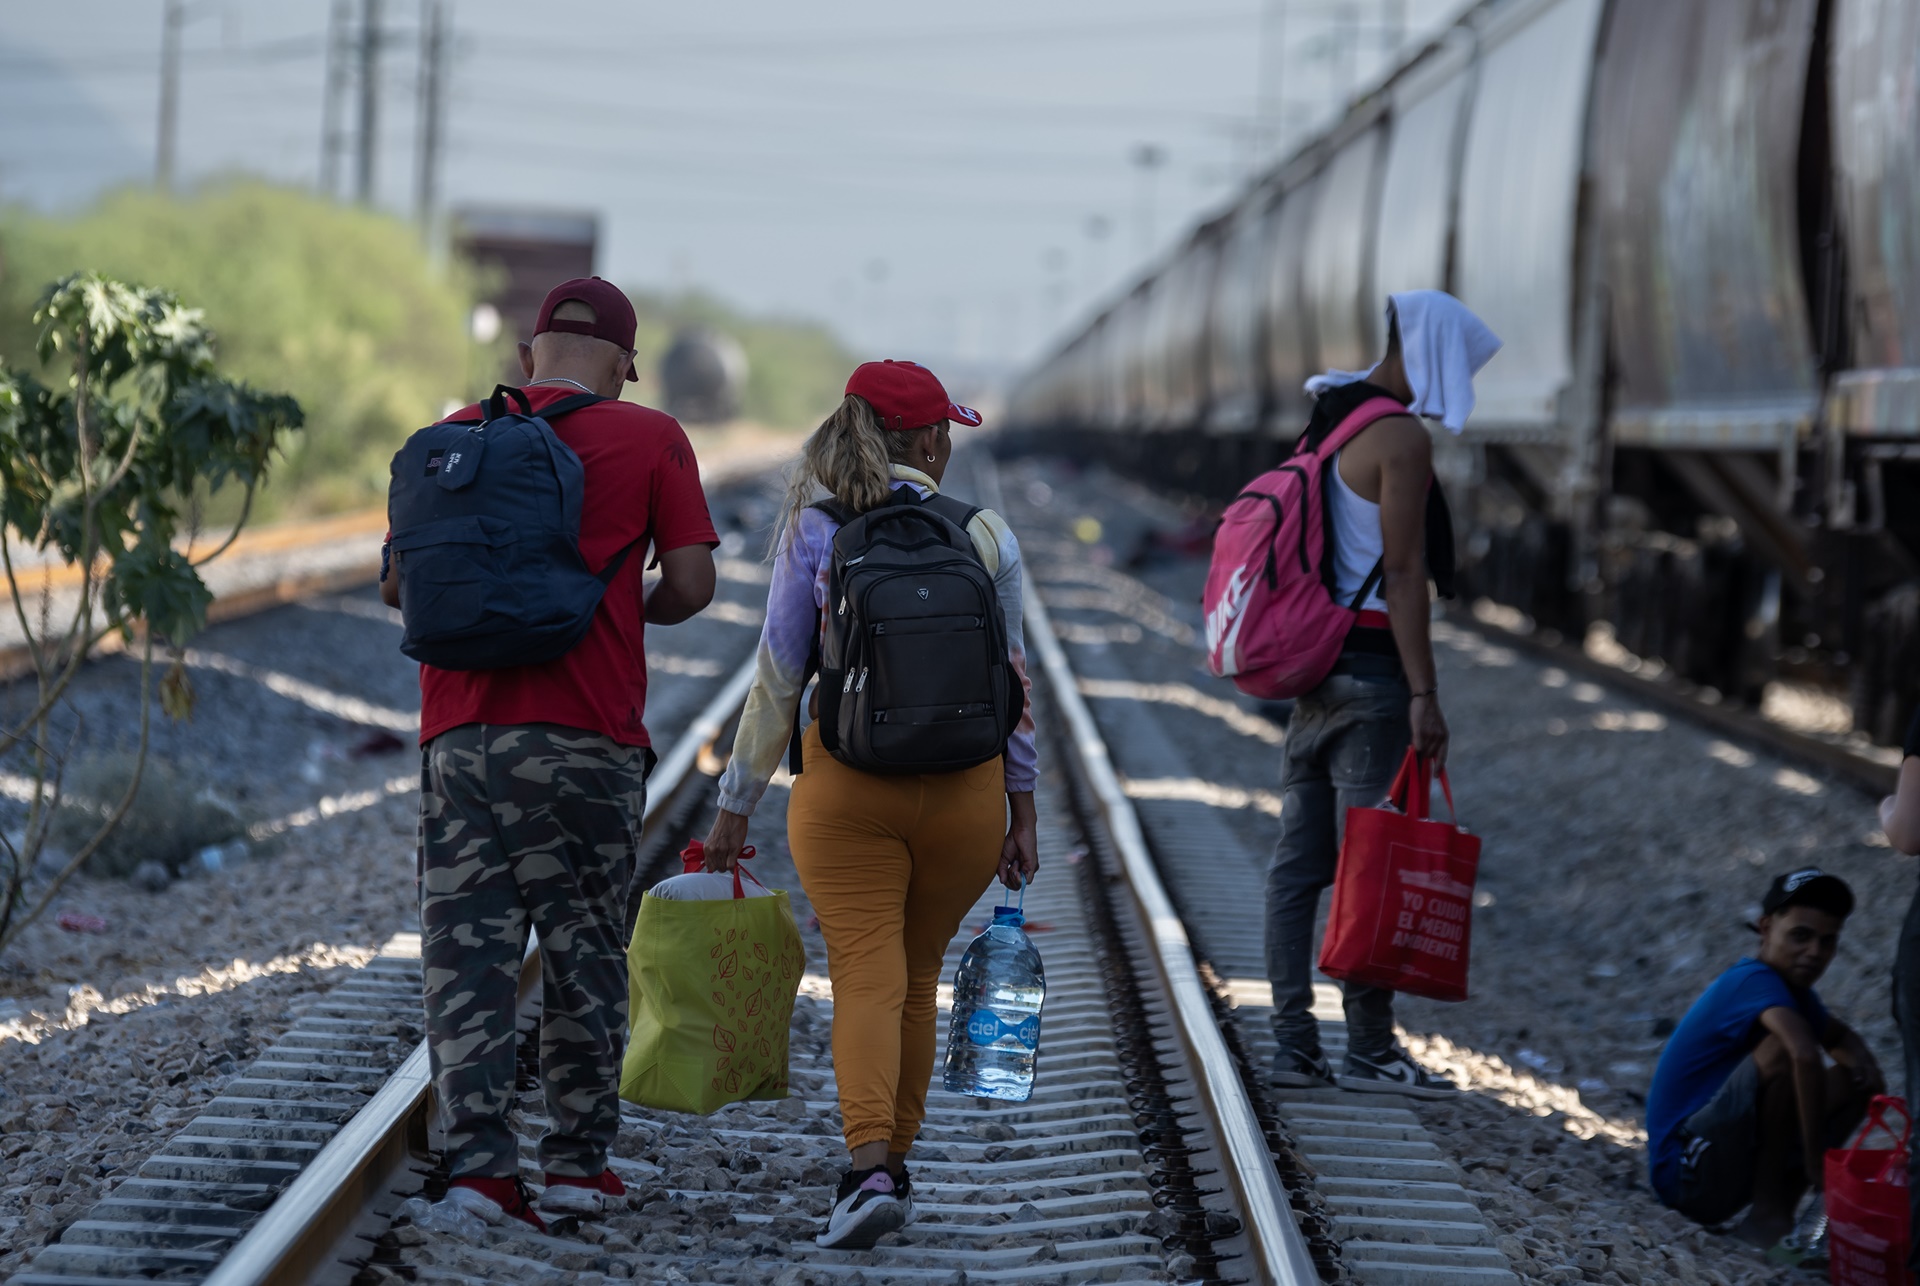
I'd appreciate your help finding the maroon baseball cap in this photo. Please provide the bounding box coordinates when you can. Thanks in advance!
[845,360,983,431]
[534,277,639,382]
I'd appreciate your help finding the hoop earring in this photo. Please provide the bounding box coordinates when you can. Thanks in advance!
[925,453,936,463]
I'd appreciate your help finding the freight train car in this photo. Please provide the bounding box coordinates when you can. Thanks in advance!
[1006,0,1920,739]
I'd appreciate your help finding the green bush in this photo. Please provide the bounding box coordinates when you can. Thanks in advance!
[0,182,492,521]
[0,183,856,525]
[51,753,248,879]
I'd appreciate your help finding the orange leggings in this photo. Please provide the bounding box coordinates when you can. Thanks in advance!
[786,722,1005,1153]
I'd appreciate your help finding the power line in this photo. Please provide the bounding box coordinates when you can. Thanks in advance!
[0,37,329,75]
[455,6,1404,62]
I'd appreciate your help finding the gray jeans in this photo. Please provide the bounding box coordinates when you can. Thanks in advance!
[1265,671,1411,1061]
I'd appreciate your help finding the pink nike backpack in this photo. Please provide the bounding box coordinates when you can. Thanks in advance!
[1203,397,1405,699]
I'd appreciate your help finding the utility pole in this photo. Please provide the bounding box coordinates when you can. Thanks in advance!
[1129,143,1167,262]
[355,0,383,205]
[1256,0,1287,167]
[1381,0,1406,60]
[1082,215,1112,305]
[414,0,447,229]
[319,0,350,197]
[155,0,185,190]
[1337,1,1360,107]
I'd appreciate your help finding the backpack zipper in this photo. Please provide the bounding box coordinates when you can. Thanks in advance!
[855,667,868,693]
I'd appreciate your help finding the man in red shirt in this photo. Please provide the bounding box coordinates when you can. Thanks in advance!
[381,278,717,1228]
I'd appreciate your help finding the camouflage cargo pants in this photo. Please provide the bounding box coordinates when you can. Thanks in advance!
[418,722,650,1179]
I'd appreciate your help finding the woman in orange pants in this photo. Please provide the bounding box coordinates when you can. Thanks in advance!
[700,360,1039,1249]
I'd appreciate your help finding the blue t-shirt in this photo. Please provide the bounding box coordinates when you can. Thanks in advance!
[1644,957,1830,1201]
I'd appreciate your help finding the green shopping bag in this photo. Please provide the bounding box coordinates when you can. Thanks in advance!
[619,848,807,1115]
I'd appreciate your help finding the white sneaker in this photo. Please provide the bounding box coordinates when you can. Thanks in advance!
[1336,1047,1458,1099]
[815,1165,906,1250]
[895,1164,917,1228]
[442,1177,547,1232]
[536,1169,625,1217]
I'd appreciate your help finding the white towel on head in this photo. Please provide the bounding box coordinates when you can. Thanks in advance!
[1391,290,1501,435]
[1301,290,1502,435]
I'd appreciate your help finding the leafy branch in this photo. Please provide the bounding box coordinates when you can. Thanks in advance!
[0,273,302,954]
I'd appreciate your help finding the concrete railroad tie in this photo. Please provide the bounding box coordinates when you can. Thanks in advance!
[10,934,425,1284]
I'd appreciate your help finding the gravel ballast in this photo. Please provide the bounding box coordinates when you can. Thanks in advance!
[0,500,773,1273]
[997,453,1906,1286]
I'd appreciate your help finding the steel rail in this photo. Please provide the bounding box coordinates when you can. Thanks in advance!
[971,450,1315,1286]
[1451,607,1900,796]
[201,651,763,1286]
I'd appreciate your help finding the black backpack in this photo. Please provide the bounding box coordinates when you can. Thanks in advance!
[801,489,1023,776]
[387,385,640,670]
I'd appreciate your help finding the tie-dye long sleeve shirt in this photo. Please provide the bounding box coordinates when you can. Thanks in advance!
[714,465,1037,816]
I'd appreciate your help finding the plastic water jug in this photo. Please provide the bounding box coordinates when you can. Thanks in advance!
[943,901,1045,1101]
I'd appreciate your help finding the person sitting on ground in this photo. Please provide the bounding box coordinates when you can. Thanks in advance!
[1874,709,1920,1281]
[698,360,1039,1251]
[1644,868,1881,1248]
[382,278,719,1230]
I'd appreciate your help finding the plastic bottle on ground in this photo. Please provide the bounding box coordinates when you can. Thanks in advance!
[943,903,1045,1101]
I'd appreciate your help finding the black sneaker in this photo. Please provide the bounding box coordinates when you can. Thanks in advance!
[1337,1047,1458,1098]
[815,1164,906,1250]
[1269,1046,1335,1089]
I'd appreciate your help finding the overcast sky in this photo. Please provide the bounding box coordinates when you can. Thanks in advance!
[1,1,1464,380]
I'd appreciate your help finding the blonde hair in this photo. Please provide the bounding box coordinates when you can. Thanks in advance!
[775,395,923,549]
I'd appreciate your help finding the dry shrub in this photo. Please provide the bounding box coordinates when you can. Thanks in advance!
[51,752,247,880]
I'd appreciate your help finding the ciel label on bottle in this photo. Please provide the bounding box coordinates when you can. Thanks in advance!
[966,1009,1040,1049]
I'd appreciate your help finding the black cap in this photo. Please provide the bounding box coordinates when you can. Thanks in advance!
[1761,867,1855,921]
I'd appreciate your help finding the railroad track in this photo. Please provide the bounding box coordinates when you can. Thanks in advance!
[1444,606,1902,796]
[22,445,1834,1286]
[4,451,1345,1286]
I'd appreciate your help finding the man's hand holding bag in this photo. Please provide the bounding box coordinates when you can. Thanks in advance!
[1319,747,1480,1003]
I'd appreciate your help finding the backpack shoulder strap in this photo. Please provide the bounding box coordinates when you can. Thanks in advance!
[788,621,818,778]
[529,392,607,421]
[1315,397,1411,605]
[594,536,646,586]
[1312,396,1411,460]
[810,498,855,526]
[920,492,982,533]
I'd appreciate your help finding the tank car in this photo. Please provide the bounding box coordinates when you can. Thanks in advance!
[1008,0,1920,737]
[659,327,749,425]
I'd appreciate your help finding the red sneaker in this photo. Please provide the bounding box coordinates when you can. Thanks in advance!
[537,1167,626,1216]
[444,1175,547,1232]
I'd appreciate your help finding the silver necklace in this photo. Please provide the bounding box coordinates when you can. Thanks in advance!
[526,377,597,395]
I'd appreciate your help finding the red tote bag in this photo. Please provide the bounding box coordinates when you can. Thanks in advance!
[1827,1096,1910,1286]
[1318,748,1481,1003]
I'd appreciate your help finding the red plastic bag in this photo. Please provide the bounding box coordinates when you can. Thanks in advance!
[1318,748,1481,1003]
[1828,1095,1910,1286]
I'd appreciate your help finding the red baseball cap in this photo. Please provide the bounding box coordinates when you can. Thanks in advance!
[534,277,639,382]
[845,360,983,431]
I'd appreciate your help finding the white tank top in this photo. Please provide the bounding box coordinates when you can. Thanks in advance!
[1328,449,1386,611]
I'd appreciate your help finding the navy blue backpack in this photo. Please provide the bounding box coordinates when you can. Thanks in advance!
[387,385,639,670]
